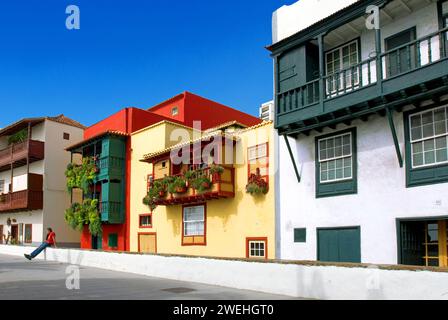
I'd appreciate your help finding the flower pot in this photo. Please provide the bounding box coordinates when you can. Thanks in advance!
[176,187,187,194]
[202,181,211,189]
[158,191,166,197]
[211,173,221,183]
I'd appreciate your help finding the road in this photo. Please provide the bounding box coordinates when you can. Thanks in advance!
[0,254,297,300]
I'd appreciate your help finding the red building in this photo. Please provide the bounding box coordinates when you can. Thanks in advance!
[67,92,261,251]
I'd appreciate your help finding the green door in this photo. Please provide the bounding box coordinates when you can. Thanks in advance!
[318,227,361,263]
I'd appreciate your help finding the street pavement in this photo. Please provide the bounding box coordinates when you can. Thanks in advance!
[0,254,298,300]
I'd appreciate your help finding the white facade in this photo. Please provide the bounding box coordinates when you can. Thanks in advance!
[0,118,84,247]
[259,101,274,121]
[274,0,448,265]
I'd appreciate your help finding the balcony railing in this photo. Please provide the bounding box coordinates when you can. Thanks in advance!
[0,190,43,213]
[0,140,45,171]
[95,156,125,181]
[152,165,235,206]
[99,201,123,224]
[276,27,448,127]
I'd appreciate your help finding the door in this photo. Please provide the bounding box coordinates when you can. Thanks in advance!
[139,233,157,254]
[385,28,416,77]
[0,225,3,244]
[10,225,18,244]
[399,221,424,266]
[318,227,361,263]
[92,234,102,250]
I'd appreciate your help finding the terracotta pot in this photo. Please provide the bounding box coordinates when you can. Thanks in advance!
[176,187,187,193]
[158,191,165,197]
[211,173,221,183]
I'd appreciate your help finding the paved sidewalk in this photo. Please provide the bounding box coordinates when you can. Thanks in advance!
[0,254,298,300]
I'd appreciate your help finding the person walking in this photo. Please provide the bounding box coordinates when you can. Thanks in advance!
[24,227,57,260]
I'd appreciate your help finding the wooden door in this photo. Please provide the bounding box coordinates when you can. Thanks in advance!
[139,233,157,254]
[0,225,3,244]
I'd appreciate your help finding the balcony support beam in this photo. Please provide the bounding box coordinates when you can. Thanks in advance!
[318,33,326,113]
[386,107,404,168]
[283,135,301,183]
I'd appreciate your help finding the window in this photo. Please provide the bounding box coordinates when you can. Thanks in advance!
[246,238,267,259]
[0,180,4,194]
[248,143,269,180]
[325,40,359,94]
[63,132,70,140]
[108,233,118,248]
[318,132,352,183]
[315,128,357,198]
[405,105,448,187]
[385,28,416,77]
[171,107,179,116]
[409,106,448,168]
[294,228,306,243]
[139,214,152,228]
[182,205,206,245]
[24,224,32,243]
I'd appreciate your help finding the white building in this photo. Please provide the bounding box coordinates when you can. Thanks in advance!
[260,101,275,121]
[0,115,84,247]
[270,0,448,267]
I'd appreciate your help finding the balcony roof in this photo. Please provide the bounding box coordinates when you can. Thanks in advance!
[66,130,129,152]
[0,115,85,137]
[141,131,240,162]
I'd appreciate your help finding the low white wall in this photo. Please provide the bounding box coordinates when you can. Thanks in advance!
[2,245,448,300]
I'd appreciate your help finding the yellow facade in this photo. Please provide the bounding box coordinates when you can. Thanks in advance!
[129,121,276,259]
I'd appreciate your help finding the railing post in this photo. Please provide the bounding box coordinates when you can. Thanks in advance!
[375,27,383,95]
[318,33,325,113]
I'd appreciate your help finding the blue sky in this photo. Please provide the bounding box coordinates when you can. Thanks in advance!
[0,1,293,128]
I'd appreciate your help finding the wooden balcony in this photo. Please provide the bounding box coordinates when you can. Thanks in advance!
[154,166,235,206]
[0,140,45,172]
[276,27,448,135]
[0,174,43,213]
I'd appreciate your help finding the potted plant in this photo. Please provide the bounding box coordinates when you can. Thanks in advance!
[245,173,269,195]
[168,177,187,194]
[153,180,166,197]
[209,164,224,182]
[191,176,212,193]
[184,170,197,187]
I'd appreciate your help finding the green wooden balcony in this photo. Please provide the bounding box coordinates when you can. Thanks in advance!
[276,28,448,135]
[99,201,123,224]
[95,156,125,182]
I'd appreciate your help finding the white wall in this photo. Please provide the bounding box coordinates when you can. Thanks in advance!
[1,245,448,299]
[272,0,359,44]
[42,120,84,246]
[0,211,43,244]
[278,97,448,264]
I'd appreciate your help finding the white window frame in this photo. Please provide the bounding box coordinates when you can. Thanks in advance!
[171,107,179,116]
[318,132,353,184]
[0,180,4,194]
[409,105,448,169]
[248,240,266,258]
[139,215,152,227]
[325,40,360,95]
[248,143,268,161]
[183,205,205,237]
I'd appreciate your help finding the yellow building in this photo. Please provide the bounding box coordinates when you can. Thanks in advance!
[129,120,275,259]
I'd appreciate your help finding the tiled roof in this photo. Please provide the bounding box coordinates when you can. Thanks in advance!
[47,114,86,129]
[66,130,129,151]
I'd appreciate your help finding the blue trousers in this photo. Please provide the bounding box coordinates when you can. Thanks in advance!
[30,242,50,258]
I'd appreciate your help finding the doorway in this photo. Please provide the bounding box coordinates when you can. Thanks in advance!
[139,233,157,254]
[317,227,361,263]
[385,27,417,77]
[399,219,447,267]
[10,225,18,244]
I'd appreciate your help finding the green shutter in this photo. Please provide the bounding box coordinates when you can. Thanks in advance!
[318,227,361,263]
[108,233,118,248]
[294,228,306,243]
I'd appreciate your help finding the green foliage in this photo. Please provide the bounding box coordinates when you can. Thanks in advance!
[168,177,187,194]
[246,174,269,195]
[209,164,224,175]
[65,157,98,195]
[184,170,197,181]
[142,180,167,211]
[64,198,102,236]
[8,129,28,145]
[191,176,212,193]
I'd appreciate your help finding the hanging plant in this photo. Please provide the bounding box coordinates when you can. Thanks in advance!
[246,173,269,195]
[64,198,102,236]
[8,129,28,145]
[65,157,98,195]
[168,177,187,194]
[142,180,166,211]
[191,176,212,193]
[209,164,224,175]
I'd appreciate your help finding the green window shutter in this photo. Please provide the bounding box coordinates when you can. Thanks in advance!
[315,127,357,198]
[108,233,118,248]
[294,228,306,243]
